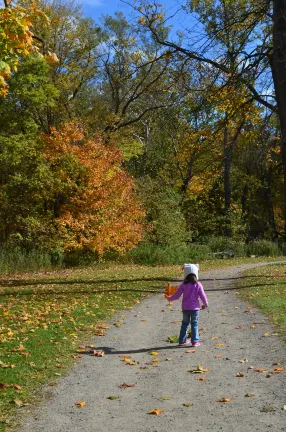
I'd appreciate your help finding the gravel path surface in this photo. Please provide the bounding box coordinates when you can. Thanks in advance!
[20,262,286,432]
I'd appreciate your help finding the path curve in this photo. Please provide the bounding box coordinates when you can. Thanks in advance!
[20,262,286,432]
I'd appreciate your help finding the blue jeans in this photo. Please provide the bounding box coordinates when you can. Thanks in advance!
[179,310,200,343]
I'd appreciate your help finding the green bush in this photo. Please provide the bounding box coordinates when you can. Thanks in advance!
[126,243,211,265]
[246,240,280,257]
[206,237,245,257]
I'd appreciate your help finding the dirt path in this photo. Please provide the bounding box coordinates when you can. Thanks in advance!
[20,262,286,432]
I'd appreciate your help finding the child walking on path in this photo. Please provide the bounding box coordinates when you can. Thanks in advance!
[167,264,208,347]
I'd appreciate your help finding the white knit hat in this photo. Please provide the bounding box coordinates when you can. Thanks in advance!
[183,263,199,279]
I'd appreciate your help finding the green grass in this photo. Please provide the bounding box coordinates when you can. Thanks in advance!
[0,264,182,430]
[0,257,285,430]
[237,263,286,339]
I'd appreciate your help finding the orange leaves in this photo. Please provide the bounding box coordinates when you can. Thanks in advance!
[216,397,232,403]
[118,383,136,389]
[91,350,105,357]
[43,122,144,254]
[148,409,164,415]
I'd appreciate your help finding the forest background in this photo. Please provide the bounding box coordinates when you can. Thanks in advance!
[1,0,286,273]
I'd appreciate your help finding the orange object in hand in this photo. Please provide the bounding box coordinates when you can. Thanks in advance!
[164,283,178,297]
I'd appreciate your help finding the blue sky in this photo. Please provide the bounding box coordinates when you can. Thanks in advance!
[81,0,181,24]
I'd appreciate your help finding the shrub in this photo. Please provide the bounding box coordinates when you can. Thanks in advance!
[126,243,211,266]
[0,248,59,274]
[246,240,280,257]
[206,237,245,257]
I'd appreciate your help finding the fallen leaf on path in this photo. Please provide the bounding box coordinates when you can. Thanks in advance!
[260,406,275,412]
[236,372,244,377]
[183,403,193,407]
[152,358,160,363]
[161,396,171,400]
[188,364,211,373]
[263,332,270,337]
[91,350,105,357]
[211,336,219,340]
[119,383,136,389]
[239,359,248,363]
[255,368,268,373]
[185,349,196,353]
[148,409,163,415]
[282,405,286,410]
[197,376,207,381]
[75,401,86,407]
[236,325,244,329]
[249,325,256,329]
[217,398,232,403]
[166,358,172,361]
[245,393,255,398]
[215,343,224,347]
[149,351,159,356]
[167,335,178,343]
[215,355,222,359]
[107,396,120,400]
[95,329,105,336]
[272,367,284,374]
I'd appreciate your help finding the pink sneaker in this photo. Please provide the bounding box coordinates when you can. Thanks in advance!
[179,339,191,346]
[192,342,200,347]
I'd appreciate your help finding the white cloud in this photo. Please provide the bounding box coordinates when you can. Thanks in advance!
[82,0,105,7]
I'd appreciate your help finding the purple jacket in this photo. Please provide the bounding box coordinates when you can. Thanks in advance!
[167,281,208,310]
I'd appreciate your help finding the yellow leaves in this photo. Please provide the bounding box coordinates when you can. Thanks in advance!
[215,343,224,347]
[236,372,244,377]
[245,393,255,398]
[183,403,193,407]
[75,401,86,407]
[188,364,211,374]
[0,3,53,96]
[119,355,138,366]
[148,351,159,356]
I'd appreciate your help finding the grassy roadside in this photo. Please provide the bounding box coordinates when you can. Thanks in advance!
[0,257,285,430]
[237,263,286,340]
[0,264,181,430]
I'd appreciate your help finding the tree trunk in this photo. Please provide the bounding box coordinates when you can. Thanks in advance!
[272,0,286,235]
[223,127,232,237]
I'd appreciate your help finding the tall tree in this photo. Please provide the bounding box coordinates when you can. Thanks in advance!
[128,0,286,235]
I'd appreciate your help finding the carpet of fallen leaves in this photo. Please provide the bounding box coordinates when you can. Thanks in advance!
[0,264,180,427]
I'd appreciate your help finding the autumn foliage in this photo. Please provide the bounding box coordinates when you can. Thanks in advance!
[0,0,57,97]
[43,122,144,253]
